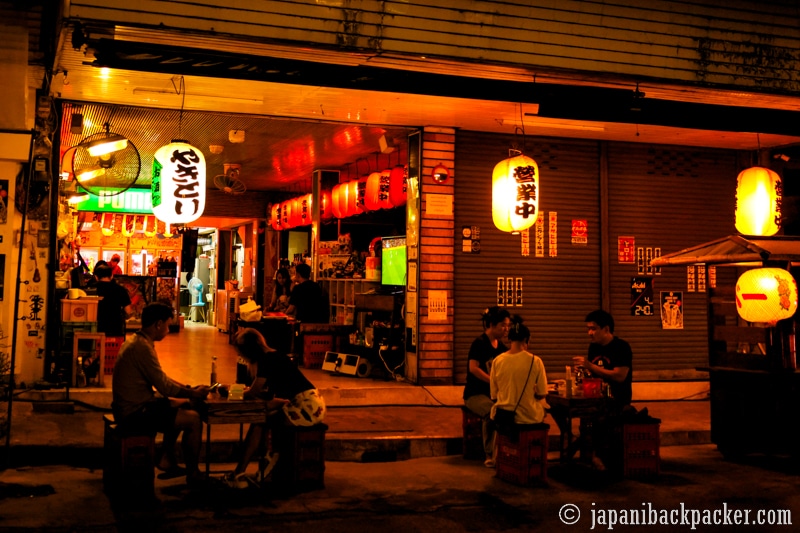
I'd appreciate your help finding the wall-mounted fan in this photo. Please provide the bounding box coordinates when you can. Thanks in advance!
[72,123,141,196]
[214,163,247,196]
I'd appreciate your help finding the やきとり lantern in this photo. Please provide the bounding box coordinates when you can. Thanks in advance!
[492,151,539,233]
[735,166,782,237]
[735,268,798,324]
[152,141,206,224]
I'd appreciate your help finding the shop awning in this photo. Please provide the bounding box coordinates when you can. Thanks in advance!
[651,235,800,267]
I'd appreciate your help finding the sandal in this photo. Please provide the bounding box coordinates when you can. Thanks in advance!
[255,452,280,484]
[156,466,187,480]
[222,471,250,490]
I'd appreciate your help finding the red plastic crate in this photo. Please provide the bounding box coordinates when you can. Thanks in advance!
[621,423,660,478]
[495,425,549,485]
[461,407,483,460]
[303,335,334,369]
[104,337,125,376]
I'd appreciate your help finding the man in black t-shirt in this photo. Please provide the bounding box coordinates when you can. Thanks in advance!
[95,264,133,338]
[286,263,329,323]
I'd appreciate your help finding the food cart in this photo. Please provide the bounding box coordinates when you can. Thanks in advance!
[652,235,800,460]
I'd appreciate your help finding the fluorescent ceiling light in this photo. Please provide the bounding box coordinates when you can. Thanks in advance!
[67,192,90,204]
[77,167,106,183]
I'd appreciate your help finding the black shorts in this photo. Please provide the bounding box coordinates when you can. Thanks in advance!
[118,398,179,436]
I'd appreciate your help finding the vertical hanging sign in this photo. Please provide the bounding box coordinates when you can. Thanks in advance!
[549,212,558,257]
[571,219,587,245]
[618,236,635,263]
[152,141,206,224]
[687,266,696,292]
[535,212,545,257]
[497,277,506,306]
[697,265,707,292]
[521,228,530,257]
[515,277,523,306]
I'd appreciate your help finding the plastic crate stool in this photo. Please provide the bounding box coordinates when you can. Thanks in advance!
[102,414,156,500]
[104,336,125,377]
[461,406,484,460]
[271,422,328,493]
[620,421,660,478]
[302,334,334,369]
[495,423,549,486]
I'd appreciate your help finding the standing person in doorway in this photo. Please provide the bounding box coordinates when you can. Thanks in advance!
[94,263,133,339]
[462,306,511,467]
[286,263,328,323]
[109,253,123,276]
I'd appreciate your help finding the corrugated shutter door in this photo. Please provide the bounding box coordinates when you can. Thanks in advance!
[606,144,738,375]
[454,132,602,384]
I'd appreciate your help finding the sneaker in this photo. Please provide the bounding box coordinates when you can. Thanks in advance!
[222,471,249,490]
[256,452,280,483]
[591,456,606,471]
[484,458,495,468]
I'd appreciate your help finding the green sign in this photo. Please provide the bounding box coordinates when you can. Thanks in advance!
[74,188,154,214]
[152,158,163,208]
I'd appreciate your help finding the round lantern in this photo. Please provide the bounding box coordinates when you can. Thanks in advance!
[492,152,539,233]
[364,171,383,211]
[735,166,782,236]
[379,169,393,209]
[736,268,798,324]
[281,200,293,229]
[270,203,282,231]
[331,184,344,218]
[151,140,206,225]
[347,180,363,217]
[299,193,312,226]
[389,165,407,207]
[290,196,303,227]
[356,176,368,212]
[321,189,334,219]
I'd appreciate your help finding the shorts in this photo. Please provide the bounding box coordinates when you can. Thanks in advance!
[282,389,327,426]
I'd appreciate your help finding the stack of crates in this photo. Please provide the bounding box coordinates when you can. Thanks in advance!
[495,423,549,485]
[272,423,328,493]
[302,334,335,369]
[461,406,484,460]
[104,337,125,378]
[619,421,660,478]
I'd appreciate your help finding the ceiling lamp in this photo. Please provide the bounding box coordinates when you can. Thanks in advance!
[152,140,206,225]
[736,268,798,324]
[492,150,539,233]
[86,132,128,158]
[735,166,782,236]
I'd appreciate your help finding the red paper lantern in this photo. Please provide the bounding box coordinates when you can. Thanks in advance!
[379,169,393,209]
[281,200,293,229]
[331,184,344,218]
[300,193,312,226]
[347,180,363,217]
[270,203,282,230]
[356,176,368,212]
[321,189,334,219]
[389,165,407,207]
[364,171,383,211]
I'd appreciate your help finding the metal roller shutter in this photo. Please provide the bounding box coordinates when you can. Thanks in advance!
[454,131,602,384]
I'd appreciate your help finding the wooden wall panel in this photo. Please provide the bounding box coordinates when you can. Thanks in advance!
[70,0,800,94]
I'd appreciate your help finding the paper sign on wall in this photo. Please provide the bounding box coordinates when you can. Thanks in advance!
[428,290,448,321]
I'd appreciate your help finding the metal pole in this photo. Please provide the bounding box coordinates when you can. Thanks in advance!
[3,129,37,470]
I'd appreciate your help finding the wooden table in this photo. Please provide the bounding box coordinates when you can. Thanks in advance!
[202,395,270,474]
[547,392,607,464]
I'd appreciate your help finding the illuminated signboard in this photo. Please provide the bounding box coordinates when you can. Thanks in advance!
[74,188,153,214]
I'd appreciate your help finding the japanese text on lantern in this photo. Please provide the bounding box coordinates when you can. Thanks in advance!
[514,165,537,219]
[170,147,201,217]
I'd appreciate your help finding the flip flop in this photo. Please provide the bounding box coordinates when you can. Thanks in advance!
[156,466,187,480]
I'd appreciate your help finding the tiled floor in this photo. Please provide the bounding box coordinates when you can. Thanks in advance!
[157,320,240,386]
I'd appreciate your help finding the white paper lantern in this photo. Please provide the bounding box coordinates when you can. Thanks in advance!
[492,152,539,233]
[736,268,798,324]
[735,166,782,236]
[152,141,206,224]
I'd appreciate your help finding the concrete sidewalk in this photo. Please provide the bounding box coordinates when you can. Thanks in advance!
[4,384,711,466]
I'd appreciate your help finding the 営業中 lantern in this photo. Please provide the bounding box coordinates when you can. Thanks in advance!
[735,166,782,236]
[492,152,539,233]
[152,141,206,224]
[736,267,798,324]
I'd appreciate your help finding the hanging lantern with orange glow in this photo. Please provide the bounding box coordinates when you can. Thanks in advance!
[152,140,206,225]
[389,165,407,207]
[281,200,294,229]
[364,171,383,211]
[735,166,782,236]
[321,189,334,219]
[736,267,798,324]
[348,180,364,217]
[100,213,114,236]
[356,176,368,212]
[492,151,539,233]
[270,203,283,230]
[289,197,303,227]
[297,194,312,226]
[121,214,134,237]
[331,184,345,218]
[143,215,157,237]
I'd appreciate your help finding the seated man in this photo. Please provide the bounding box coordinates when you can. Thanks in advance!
[111,302,211,487]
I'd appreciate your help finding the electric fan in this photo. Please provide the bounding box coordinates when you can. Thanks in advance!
[213,164,247,196]
[187,277,204,305]
[71,124,141,196]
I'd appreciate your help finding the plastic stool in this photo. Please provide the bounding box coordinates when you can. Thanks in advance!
[272,422,328,493]
[461,406,484,460]
[495,423,549,486]
[102,414,156,499]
